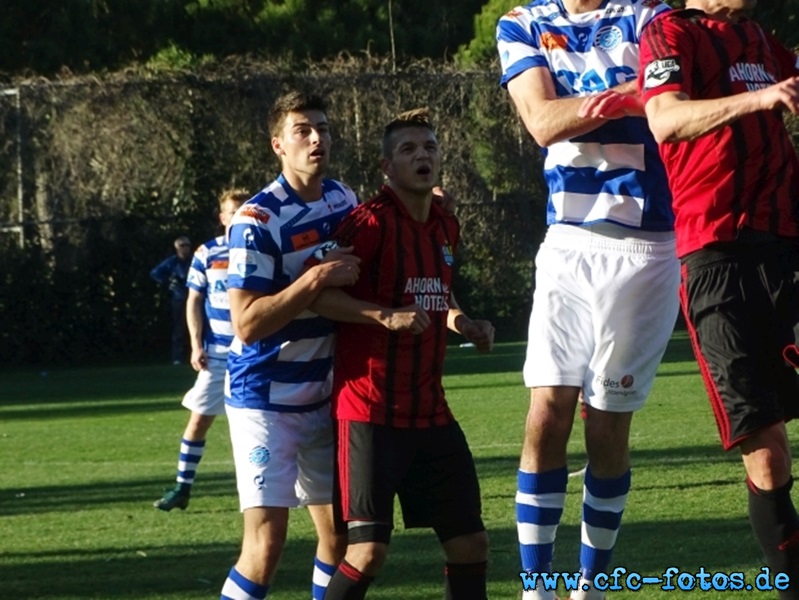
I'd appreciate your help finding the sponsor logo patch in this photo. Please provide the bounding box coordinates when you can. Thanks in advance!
[236,258,257,278]
[312,240,340,262]
[291,229,321,251]
[644,57,682,89]
[540,32,568,51]
[239,204,271,224]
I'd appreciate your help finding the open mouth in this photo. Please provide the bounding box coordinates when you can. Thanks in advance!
[416,165,431,176]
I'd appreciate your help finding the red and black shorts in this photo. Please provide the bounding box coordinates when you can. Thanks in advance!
[334,419,484,545]
[680,240,799,450]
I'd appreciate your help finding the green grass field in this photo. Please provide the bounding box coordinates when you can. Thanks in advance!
[2,332,797,599]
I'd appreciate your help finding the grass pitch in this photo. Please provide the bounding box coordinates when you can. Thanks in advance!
[2,332,796,598]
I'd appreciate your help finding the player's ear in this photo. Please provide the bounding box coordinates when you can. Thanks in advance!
[271,136,283,157]
[380,156,392,179]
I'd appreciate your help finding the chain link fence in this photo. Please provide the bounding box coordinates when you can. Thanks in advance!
[0,62,547,366]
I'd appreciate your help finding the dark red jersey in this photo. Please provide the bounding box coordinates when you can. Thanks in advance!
[640,9,799,258]
[331,185,459,428]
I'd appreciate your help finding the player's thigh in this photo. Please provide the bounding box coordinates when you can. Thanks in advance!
[524,243,593,389]
[398,422,484,542]
[584,247,679,412]
[337,420,411,541]
[296,405,335,506]
[182,357,226,415]
[683,248,799,449]
[226,407,304,510]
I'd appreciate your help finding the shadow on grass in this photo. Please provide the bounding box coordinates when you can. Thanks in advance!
[3,365,197,406]
[0,519,763,599]
[0,472,238,516]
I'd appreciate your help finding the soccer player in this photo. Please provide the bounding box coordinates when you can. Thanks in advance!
[220,90,361,600]
[153,188,249,512]
[633,0,799,594]
[149,234,193,364]
[496,1,681,598]
[313,109,494,600]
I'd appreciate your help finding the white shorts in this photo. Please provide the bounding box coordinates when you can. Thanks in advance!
[524,224,680,412]
[181,357,226,416]
[225,404,334,511]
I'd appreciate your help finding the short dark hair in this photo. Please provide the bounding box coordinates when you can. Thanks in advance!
[267,91,328,138]
[382,108,435,158]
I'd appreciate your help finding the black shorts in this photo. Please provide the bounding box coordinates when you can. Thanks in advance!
[334,419,484,544]
[680,241,799,450]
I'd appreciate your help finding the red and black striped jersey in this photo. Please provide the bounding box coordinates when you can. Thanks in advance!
[331,185,459,428]
[640,9,799,258]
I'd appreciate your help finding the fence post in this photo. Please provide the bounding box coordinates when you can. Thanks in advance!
[1,87,24,248]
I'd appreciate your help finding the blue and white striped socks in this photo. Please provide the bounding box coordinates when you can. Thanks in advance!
[517,467,568,597]
[176,437,205,486]
[312,556,337,599]
[575,466,631,599]
[220,567,268,600]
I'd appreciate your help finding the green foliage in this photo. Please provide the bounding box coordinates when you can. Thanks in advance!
[145,44,210,72]
[456,0,517,67]
[0,0,486,77]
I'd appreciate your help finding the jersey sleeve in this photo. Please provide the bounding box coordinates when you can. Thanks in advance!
[226,202,282,294]
[764,30,799,78]
[635,0,671,39]
[186,244,209,294]
[497,7,549,88]
[332,205,380,266]
[639,13,692,104]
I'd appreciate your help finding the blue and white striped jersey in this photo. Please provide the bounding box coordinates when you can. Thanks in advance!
[186,235,234,359]
[497,0,674,232]
[225,174,358,412]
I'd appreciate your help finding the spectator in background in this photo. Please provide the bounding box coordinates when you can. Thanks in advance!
[150,235,192,365]
[153,189,249,512]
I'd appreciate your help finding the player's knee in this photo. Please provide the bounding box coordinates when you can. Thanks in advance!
[442,530,489,563]
[345,541,388,574]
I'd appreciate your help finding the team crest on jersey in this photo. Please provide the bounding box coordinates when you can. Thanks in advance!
[644,57,682,89]
[239,204,271,224]
[540,32,568,51]
[442,244,454,267]
[249,446,270,466]
[594,26,623,51]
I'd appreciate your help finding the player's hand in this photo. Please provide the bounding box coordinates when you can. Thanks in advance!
[578,89,643,119]
[432,186,456,216]
[460,319,495,353]
[190,347,208,372]
[316,245,361,287]
[382,304,431,334]
[755,77,799,114]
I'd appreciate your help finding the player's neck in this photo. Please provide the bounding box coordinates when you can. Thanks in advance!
[281,170,324,202]
[562,0,604,14]
[688,1,747,22]
[388,183,432,223]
